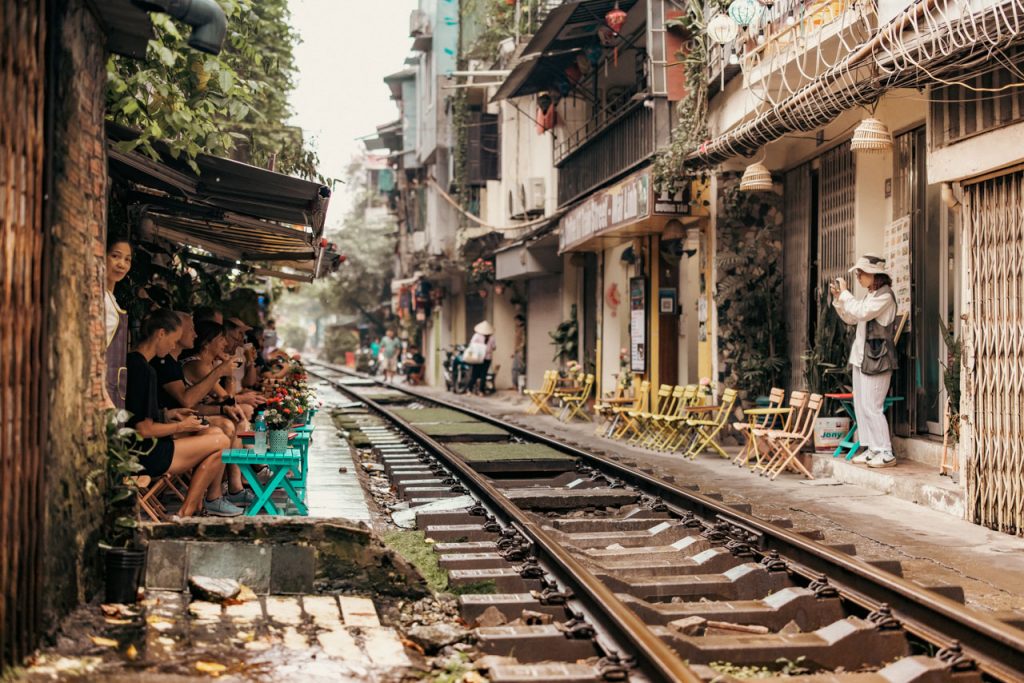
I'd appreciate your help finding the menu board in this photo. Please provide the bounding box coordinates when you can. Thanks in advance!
[883,215,912,316]
[629,276,646,372]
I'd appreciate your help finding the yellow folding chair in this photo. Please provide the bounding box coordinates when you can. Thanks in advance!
[647,387,688,450]
[764,393,824,480]
[683,389,739,459]
[628,384,672,445]
[732,387,785,466]
[525,370,557,415]
[559,373,595,422]
[594,383,627,436]
[604,381,648,439]
[661,384,710,453]
[612,381,650,440]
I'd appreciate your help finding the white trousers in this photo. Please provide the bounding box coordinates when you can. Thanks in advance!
[851,366,893,452]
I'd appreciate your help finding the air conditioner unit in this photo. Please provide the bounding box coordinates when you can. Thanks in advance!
[409,9,429,37]
[508,186,526,221]
[524,177,545,215]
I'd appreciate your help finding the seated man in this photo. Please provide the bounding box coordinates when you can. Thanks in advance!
[402,345,425,385]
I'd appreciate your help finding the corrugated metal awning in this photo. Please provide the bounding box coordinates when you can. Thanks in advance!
[108,124,333,279]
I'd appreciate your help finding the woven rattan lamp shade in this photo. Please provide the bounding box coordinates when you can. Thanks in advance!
[739,161,773,191]
[850,117,893,153]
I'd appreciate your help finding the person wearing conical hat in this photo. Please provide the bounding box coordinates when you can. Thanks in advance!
[466,320,496,396]
[830,254,899,469]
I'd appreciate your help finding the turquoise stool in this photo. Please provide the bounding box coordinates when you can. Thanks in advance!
[825,393,904,460]
[222,448,307,516]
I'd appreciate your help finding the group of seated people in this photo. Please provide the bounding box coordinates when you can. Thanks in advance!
[122,306,293,518]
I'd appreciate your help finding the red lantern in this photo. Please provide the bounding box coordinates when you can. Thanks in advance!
[565,63,582,84]
[604,2,627,65]
[605,1,627,33]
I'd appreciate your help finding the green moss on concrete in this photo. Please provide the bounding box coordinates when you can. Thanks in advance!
[390,408,480,424]
[417,422,508,438]
[451,579,497,595]
[382,530,449,594]
[449,443,576,462]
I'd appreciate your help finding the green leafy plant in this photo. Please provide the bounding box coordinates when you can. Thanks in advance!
[716,182,789,400]
[802,288,854,397]
[99,410,151,548]
[940,318,962,444]
[549,304,579,364]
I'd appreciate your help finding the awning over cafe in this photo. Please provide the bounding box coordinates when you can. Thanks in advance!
[107,124,333,280]
[491,0,640,102]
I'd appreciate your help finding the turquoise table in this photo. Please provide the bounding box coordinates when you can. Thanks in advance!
[825,393,904,460]
[222,448,307,516]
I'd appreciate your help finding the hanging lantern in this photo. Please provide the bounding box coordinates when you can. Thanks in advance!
[605,1,627,34]
[706,12,739,44]
[727,0,761,27]
[565,62,582,84]
[850,117,893,153]
[739,161,773,192]
[537,91,552,112]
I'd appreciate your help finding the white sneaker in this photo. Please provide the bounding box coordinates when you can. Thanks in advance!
[868,451,897,468]
[851,450,875,465]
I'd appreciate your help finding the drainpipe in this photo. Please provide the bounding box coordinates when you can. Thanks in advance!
[132,0,227,55]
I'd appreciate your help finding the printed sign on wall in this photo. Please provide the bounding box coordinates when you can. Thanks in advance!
[629,276,646,372]
[883,215,912,317]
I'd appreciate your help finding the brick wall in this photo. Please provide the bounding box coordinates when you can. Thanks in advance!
[42,0,110,631]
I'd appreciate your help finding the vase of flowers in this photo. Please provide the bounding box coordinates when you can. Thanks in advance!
[262,406,292,452]
[469,258,495,287]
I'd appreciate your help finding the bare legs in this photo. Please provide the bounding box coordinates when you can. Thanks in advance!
[168,429,231,516]
[207,415,248,494]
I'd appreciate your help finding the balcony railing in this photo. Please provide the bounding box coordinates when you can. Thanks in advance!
[556,102,655,207]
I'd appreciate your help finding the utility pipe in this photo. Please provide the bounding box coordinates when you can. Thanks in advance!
[132,0,227,54]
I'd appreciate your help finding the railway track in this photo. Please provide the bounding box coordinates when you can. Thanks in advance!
[309,360,1024,683]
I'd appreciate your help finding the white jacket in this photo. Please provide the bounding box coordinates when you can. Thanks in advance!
[833,288,897,368]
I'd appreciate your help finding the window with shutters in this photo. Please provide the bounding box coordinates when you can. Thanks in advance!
[466,111,499,186]
[930,48,1024,148]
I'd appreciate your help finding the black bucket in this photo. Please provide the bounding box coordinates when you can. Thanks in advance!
[104,547,146,604]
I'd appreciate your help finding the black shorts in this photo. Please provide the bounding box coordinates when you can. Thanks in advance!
[138,438,174,477]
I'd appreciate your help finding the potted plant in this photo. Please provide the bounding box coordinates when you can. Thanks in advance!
[940,318,962,462]
[550,304,579,365]
[469,258,495,288]
[100,410,148,603]
[262,403,295,452]
[803,289,854,451]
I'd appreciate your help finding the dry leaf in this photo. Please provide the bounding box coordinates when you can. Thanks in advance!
[90,636,118,648]
[104,618,133,626]
[195,661,228,675]
[125,644,138,660]
[400,638,425,655]
[99,605,122,617]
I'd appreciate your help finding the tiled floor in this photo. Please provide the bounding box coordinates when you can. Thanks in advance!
[304,383,373,522]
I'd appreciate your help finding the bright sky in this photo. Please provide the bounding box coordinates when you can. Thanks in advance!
[288,0,417,225]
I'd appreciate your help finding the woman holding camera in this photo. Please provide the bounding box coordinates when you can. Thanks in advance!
[830,255,899,469]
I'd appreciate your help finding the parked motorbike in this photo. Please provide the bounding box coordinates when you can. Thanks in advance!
[442,345,470,393]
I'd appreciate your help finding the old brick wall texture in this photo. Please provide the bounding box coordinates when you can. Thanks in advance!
[42,0,109,632]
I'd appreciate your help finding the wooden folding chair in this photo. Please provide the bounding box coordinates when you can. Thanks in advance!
[525,370,557,415]
[683,388,739,459]
[749,391,809,473]
[133,475,168,522]
[559,374,595,422]
[764,393,824,480]
[612,381,650,440]
[732,387,786,466]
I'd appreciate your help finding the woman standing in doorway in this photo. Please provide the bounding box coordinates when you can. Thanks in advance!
[105,235,132,409]
[831,254,899,468]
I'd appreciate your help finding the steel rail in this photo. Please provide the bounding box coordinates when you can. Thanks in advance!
[311,361,1024,681]
[313,365,702,683]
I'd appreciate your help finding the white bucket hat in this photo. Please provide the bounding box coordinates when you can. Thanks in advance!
[849,254,890,276]
[474,320,494,336]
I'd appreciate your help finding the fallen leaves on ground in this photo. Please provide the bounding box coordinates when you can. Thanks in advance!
[89,636,118,648]
[195,660,228,676]
[400,638,425,655]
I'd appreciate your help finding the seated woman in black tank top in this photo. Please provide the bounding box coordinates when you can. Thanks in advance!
[124,309,241,518]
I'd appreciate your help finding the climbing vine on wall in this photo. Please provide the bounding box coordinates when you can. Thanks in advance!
[653,0,712,193]
[716,178,788,399]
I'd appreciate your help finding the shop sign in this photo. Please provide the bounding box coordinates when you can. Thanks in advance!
[560,171,651,252]
[560,171,692,251]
